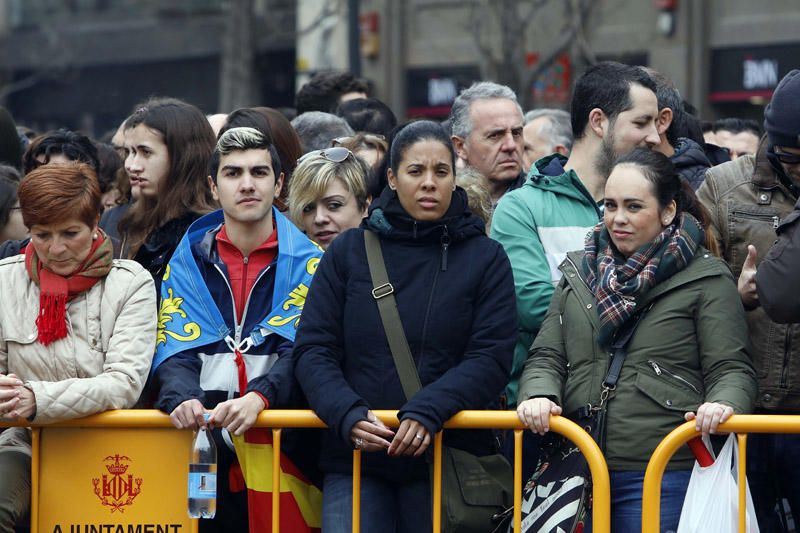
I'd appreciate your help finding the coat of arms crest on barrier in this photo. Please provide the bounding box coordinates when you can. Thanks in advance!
[92,454,142,512]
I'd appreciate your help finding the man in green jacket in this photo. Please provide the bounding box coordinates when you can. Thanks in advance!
[492,62,661,410]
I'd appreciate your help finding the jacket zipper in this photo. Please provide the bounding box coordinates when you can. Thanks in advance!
[418,257,442,376]
[440,226,450,271]
[214,262,271,337]
[214,264,240,339]
[240,256,249,321]
[647,360,700,394]
[214,263,271,397]
[564,256,592,294]
[731,210,780,229]
[781,326,793,388]
[213,264,241,398]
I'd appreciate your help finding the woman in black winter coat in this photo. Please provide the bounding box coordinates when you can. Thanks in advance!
[294,120,517,532]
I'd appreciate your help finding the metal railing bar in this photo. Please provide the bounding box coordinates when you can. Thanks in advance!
[272,428,282,533]
[12,409,610,533]
[737,433,747,533]
[642,415,800,532]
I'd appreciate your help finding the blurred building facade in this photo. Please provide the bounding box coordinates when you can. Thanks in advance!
[0,0,798,136]
[0,0,296,136]
[339,0,800,122]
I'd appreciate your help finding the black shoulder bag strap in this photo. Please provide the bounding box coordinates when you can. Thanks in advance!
[363,231,421,400]
[603,309,648,392]
[586,308,648,446]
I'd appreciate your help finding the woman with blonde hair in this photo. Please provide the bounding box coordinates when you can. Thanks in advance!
[288,147,370,249]
[455,167,493,232]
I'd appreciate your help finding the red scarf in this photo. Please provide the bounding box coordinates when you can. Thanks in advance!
[25,229,114,346]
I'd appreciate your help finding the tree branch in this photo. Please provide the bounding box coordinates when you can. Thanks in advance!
[0,18,74,104]
[0,71,52,101]
[296,0,342,37]
[468,0,497,79]
[521,0,550,27]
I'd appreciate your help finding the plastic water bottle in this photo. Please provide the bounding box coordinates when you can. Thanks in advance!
[188,415,217,519]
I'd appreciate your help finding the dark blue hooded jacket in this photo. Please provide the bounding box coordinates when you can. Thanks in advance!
[294,186,516,482]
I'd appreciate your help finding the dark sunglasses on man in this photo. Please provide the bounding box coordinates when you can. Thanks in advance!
[773,148,800,165]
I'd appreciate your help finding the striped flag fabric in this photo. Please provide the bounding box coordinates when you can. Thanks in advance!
[233,429,322,532]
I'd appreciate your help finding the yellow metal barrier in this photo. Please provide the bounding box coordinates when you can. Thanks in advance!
[642,415,800,533]
[15,410,197,533]
[12,409,611,533]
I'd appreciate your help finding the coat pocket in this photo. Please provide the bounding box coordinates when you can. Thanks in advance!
[3,328,38,346]
[4,332,39,379]
[635,360,703,413]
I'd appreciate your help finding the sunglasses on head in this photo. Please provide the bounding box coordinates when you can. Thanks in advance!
[298,146,354,164]
[774,149,800,165]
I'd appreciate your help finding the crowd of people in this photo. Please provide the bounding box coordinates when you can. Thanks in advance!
[0,63,798,532]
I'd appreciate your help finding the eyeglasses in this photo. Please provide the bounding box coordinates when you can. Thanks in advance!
[774,149,800,165]
[298,147,354,164]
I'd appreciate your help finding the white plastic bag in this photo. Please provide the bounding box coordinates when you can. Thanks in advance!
[676,433,759,533]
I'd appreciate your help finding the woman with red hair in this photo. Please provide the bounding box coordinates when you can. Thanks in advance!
[0,162,157,530]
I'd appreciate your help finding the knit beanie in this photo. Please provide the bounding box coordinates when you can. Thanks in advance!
[764,70,800,148]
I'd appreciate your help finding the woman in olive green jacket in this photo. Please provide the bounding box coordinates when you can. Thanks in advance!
[517,149,757,532]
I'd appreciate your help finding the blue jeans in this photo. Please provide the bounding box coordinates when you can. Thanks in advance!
[321,473,431,533]
[586,470,691,533]
[747,432,800,532]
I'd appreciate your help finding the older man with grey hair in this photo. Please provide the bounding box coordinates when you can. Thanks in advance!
[522,108,573,172]
[291,111,355,153]
[450,82,525,206]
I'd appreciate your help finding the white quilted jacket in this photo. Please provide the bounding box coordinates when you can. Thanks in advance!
[0,256,157,425]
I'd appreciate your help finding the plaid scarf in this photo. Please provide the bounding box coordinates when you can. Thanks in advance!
[25,229,114,346]
[583,212,704,347]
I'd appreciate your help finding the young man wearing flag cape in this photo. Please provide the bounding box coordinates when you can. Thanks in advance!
[152,127,323,533]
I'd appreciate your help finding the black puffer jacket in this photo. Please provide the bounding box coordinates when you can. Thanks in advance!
[100,206,199,292]
[672,137,712,190]
[294,187,516,482]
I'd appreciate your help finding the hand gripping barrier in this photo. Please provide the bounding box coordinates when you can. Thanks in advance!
[642,415,800,533]
[6,409,611,533]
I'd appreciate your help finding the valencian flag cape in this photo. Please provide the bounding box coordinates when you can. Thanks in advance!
[153,207,323,532]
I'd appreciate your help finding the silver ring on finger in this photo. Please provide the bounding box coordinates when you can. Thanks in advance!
[355,437,363,449]
[415,434,424,441]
